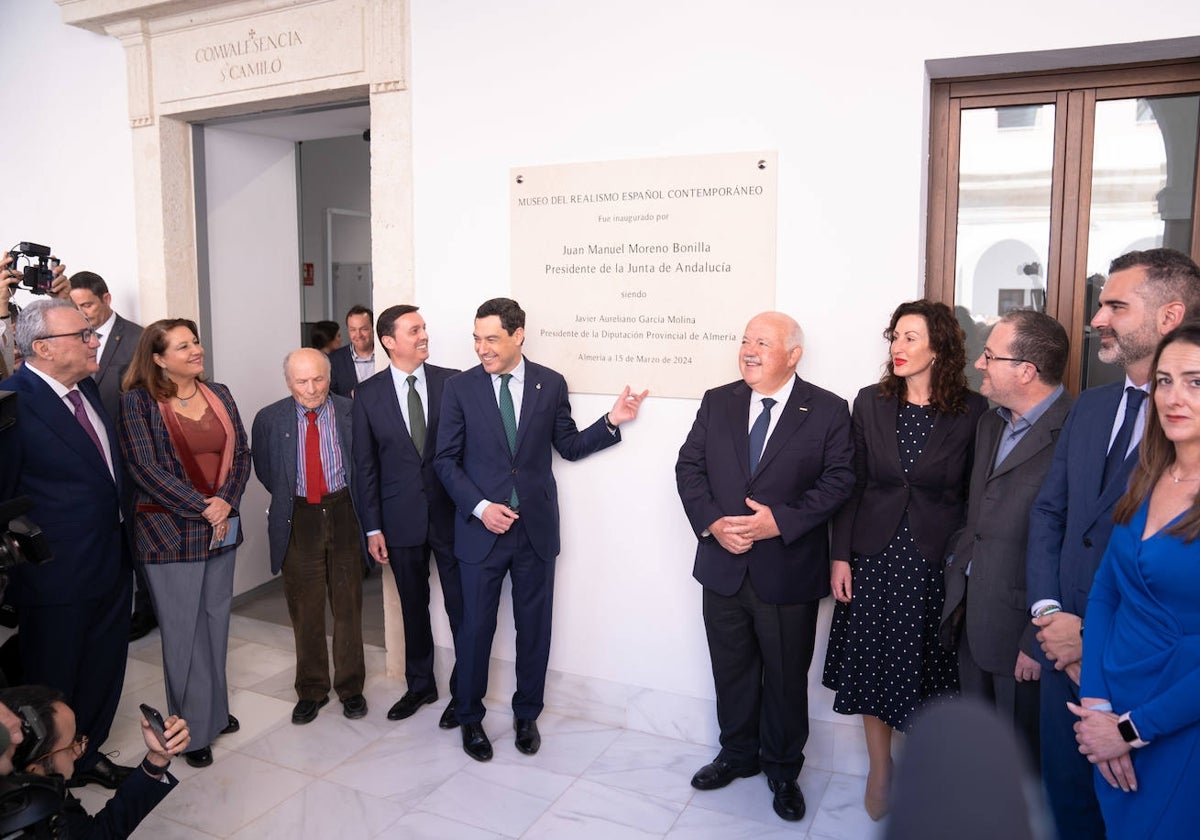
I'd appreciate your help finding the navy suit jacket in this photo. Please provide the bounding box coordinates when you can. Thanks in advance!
[434,359,618,564]
[93,313,142,421]
[251,393,363,575]
[1026,381,1138,619]
[832,385,989,566]
[676,375,855,604]
[352,364,459,550]
[0,365,128,606]
[328,345,360,398]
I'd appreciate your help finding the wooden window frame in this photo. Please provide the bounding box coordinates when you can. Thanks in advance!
[927,59,1200,392]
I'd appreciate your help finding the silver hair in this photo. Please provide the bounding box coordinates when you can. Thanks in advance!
[283,347,332,381]
[14,298,79,358]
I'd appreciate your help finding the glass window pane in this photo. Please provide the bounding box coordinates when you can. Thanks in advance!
[1080,95,1200,390]
[954,104,1055,390]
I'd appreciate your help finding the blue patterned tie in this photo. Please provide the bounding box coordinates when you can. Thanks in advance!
[500,373,519,507]
[749,398,777,474]
[1103,387,1145,490]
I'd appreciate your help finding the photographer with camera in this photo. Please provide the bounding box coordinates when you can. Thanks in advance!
[0,685,189,839]
[1,247,70,379]
[0,298,135,791]
[0,700,26,775]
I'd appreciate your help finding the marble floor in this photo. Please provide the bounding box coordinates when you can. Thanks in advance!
[77,613,883,839]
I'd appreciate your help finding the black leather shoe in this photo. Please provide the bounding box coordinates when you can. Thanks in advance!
[219,714,240,735]
[438,701,459,730]
[514,718,541,755]
[768,778,806,822]
[386,689,437,721]
[461,722,493,762]
[183,747,213,768]
[292,696,330,725]
[66,756,135,789]
[690,758,760,790]
[342,694,368,719]
[128,611,158,641]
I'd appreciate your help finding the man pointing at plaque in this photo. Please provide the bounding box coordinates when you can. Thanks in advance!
[434,297,647,762]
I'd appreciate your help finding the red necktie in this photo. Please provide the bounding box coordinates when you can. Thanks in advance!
[305,410,327,503]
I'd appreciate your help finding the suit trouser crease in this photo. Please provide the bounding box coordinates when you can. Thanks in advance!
[455,521,554,723]
[387,541,463,698]
[284,490,365,702]
[957,624,1041,766]
[18,566,131,772]
[143,551,235,750]
[702,580,817,781]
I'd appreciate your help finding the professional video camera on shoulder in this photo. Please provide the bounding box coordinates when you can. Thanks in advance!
[5,244,59,296]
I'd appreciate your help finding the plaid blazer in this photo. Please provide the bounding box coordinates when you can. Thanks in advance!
[119,382,251,564]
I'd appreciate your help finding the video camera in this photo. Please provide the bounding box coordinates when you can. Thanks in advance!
[5,244,58,296]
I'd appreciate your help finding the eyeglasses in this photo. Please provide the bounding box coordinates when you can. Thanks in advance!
[35,328,97,344]
[43,734,88,761]
[980,349,1040,373]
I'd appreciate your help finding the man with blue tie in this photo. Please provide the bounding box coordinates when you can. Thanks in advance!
[352,305,463,728]
[434,297,647,761]
[0,298,134,789]
[1027,248,1200,839]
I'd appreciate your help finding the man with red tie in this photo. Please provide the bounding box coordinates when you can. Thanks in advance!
[251,348,368,724]
[0,298,135,789]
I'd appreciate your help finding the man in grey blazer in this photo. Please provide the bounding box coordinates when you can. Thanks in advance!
[68,271,157,641]
[942,309,1071,760]
[252,348,368,724]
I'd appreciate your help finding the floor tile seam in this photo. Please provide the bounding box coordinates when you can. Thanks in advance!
[556,775,691,836]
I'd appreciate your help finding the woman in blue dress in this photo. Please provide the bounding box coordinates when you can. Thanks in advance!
[1071,322,1200,839]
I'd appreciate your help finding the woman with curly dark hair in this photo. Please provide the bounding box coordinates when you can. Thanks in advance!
[822,299,987,820]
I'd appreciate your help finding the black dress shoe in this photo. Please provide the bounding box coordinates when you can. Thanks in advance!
[183,747,213,768]
[342,694,368,719]
[461,722,493,762]
[690,758,760,791]
[514,718,541,755]
[386,689,437,721]
[128,611,158,641]
[66,756,135,789]
[292,696,330,725]
[438,701,459,730]
[768,778,806,822]
[219,714,240,735]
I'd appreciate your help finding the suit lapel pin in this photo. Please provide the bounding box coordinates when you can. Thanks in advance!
[536,383,542,390]
[798,406,809,412]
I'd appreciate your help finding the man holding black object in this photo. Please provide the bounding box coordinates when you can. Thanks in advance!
[434,297,647,761]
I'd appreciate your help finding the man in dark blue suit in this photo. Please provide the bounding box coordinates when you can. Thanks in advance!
[1027,248,1200,840]
[353,305,463,728]
[676,311,854,823]
[0,299,134,789]
[329,305,375,398]
[434,297,647,762]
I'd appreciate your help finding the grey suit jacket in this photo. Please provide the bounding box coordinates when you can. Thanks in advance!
[941,389,1073,674]
[250,393,364,574]
[94,313,142,421]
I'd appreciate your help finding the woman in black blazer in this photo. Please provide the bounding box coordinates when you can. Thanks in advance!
[822,300,987,820]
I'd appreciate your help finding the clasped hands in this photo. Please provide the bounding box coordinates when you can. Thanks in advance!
[709,498,779,554]
[1032,610,1082,684]
[1067,700,1138,793]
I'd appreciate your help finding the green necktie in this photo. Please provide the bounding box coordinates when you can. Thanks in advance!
[500,373,519,508]
[406,374,426,454]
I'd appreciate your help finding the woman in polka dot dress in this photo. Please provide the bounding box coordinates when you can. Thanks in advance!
[822,300,988,820]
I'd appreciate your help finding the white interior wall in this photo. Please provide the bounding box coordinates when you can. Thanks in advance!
[3,0,1199,725]
[202,126,302,597]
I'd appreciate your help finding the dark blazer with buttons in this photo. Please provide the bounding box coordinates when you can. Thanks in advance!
[676,375,855,605]
[351,363,459,551]
[328,344,360,398]
[1026,381,1137,618]
[942,389,1073,673]
[251,393,363,575]
[93,313,142,421]
[832,384,989,566]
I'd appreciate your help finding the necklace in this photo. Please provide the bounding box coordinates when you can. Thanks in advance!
[1169,466,1200,484]
[177,384,199,407]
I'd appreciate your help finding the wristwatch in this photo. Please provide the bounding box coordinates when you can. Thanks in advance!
[1117,712,1149,748]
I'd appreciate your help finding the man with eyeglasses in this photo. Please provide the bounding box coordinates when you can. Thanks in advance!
[0,298,136,792]
[941,309,1072,761]
[0,684,190,838]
